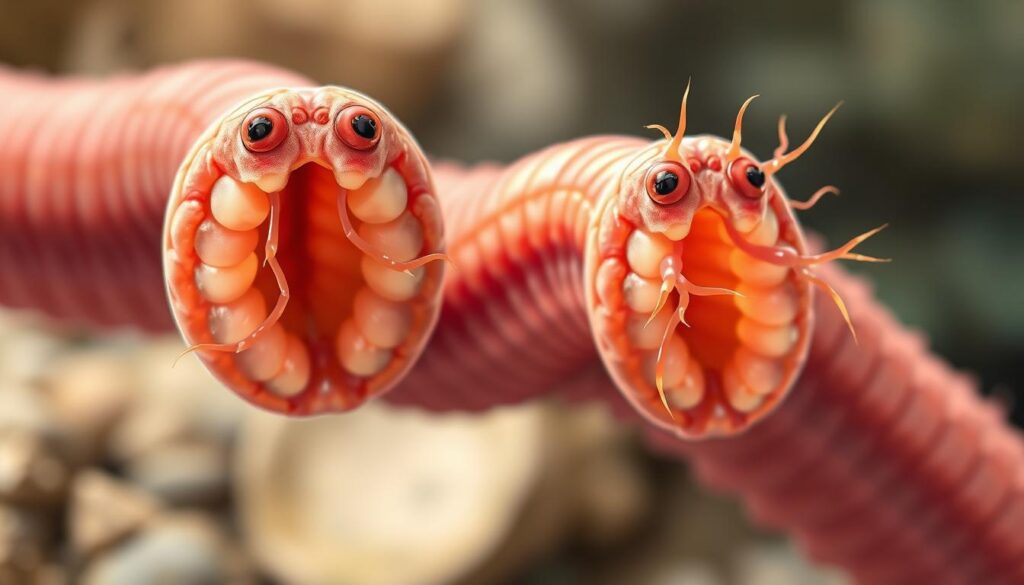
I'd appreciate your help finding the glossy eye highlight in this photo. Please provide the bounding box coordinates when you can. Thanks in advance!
[645,161,691,205]
[241,107,288,153]
[335,105,381,150]
[728,158,767,199]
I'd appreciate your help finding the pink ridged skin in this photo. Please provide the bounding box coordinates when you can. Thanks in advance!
[0,61,313,330]
[0,64,1021,583]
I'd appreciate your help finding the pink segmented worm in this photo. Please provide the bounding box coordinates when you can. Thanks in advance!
[1,63,1021,583]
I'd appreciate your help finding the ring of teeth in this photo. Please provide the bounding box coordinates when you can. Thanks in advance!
[620,206,801,415]
[178,161,426,399]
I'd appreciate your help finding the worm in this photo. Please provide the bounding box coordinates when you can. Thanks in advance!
[1,63,1021,582]
[0,61,447,414]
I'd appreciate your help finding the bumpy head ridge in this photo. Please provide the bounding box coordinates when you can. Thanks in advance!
[163,87,446,415]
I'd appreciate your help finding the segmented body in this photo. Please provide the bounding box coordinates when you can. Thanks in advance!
[0,62,1022,584]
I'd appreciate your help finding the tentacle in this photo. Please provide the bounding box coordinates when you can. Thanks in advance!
[654,305,683,417]
[773,114,789,159]
[176,192,290,362]
[789,185,839,211]
[663,79,691,162]
[724,220,890,268]
[725,94,760,162]
[645,278,675,327]
[645,124,672,140]
[765,103,841,177]
[337,190,452,273]
[801,267,857,343]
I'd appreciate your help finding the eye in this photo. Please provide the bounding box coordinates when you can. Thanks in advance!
[728,158,767,199]
[644,161,691,205]
[241,107,289,153]
[335,105,381,150]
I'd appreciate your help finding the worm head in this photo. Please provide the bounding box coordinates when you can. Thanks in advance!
[586,88,821,438]
[164,87,446,415]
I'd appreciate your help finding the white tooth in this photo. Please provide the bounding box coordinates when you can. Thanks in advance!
[352,288,412,349]
[667,361,705,410]
[732,346,783,396]
[236,324,287,381]
[194,219,258,267]
[336,170,369,190]
[336,320,391,377]
[623,272,662,314]
[737,319,798,359]
[745,208,779,245]
[735,281,798,326]
[347,168,408,224]
[627,307,671,350]
[267,334,311,397]
[647,335,689,389]
[357,211,424,262]
[208,288,267,344]
[663,224,690,241]
[361,256,424,302]
[195,252,259,304]
[254,173,289,193]
[722,367,763,413]
[626,229,672,278]
[210,176,270,231]
[730,250,789,287]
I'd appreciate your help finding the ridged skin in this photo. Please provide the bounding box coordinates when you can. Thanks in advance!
[0,61,312,330]
[0,63,1021,583]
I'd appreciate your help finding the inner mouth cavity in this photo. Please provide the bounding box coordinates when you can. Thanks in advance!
[194,162,425,400]
[622,208,801,421]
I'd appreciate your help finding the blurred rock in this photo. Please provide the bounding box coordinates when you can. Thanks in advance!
[0,427,70,507]
[43,348,135,463]
[80,514,248,585]
[733,543,848,585]
[0,503,56,583]
[237,403,550,585]
[125,440,228,507]
[69,470,161,559]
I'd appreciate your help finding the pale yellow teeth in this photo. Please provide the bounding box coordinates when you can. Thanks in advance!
[267,334,311,397]
[336,320,391,377]
[361,256,424,302]
[666,361,705,410]
[208,288,267,344]
[195,252,258,304]
[652,335,689,389]
[722,367,764,413]
[737,319,798,359]
[663,223,691,241]
[730,250,789,287]
[236,324,287,381]
[210,176,270,231]
[352,288,412,349]
[194,219,259,268]
[745,207,779,245]
[357,211,424,262]
[622,272,662,314]
[626,229,672,278]
[254,173,289,193]
[732,346,783,396]
[627,307,672,350]
[735,282,798,326]
[335,170,369,191]
[346,168,408,224]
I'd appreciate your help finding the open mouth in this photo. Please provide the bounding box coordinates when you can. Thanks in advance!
[594,203,811,437]
[165,154,444,414]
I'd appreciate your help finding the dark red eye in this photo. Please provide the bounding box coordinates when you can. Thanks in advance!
[335,105,381,150]
[241,107,289,153]
[728,158,767,199]
[644,161,691,205]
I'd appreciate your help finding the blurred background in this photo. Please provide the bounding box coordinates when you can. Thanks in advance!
[0,0,1020,583]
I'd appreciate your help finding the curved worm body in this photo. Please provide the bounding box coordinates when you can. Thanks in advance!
[0,64,1021,582]
[0,61,311,330]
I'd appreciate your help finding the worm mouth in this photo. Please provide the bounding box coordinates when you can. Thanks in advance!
[589,201,812,438]
[165,152,445,415]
